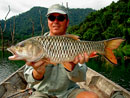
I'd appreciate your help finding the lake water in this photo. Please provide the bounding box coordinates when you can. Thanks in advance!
[0,58,20,82]
[0,51,25,83]
[0,51,130,91]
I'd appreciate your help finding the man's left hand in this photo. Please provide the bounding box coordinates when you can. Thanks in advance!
[63,52,89,71]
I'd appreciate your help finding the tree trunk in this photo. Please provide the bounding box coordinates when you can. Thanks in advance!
[39,10,44,35]
[0,24,4,57]
[11,17,15,44]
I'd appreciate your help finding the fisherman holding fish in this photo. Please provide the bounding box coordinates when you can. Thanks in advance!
[7,4,124,98]
[24,4,98,98]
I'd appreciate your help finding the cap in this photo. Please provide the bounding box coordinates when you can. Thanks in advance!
[47,4,68,16]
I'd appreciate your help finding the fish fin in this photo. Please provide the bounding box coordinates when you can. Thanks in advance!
[105,38,125,49]
[89,52,98,58]
[104,48,117,64]
[63,34,80,40]
[49,61,57,66]
[104,38,125,64]
[62,62,73,71]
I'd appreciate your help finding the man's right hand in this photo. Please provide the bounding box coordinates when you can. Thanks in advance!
[26,59,49,80]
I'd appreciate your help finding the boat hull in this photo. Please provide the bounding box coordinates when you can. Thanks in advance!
[0,65,130,98]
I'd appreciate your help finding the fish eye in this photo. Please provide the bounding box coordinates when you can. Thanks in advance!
[19,43,25,47]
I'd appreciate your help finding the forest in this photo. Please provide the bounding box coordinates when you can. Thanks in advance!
[67,0,130,59]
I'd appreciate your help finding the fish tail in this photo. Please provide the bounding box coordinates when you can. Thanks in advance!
[104,38,125,65]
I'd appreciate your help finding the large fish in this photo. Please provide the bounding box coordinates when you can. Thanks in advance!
[7,35,124,70]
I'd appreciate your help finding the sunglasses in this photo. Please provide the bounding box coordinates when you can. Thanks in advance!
[48,15,66,22]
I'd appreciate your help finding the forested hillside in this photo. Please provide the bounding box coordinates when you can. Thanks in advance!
[68,0,130,44]
[0,7,95,41]
[67,0,130,65]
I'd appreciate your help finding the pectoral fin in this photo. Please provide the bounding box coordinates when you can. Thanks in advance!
[89,52,98,58]
[62,62,74,71]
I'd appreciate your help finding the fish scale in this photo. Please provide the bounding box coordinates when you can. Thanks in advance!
[32,36,106,63]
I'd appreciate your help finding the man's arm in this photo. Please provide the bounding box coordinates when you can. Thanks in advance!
[63,52,91,82]
[24,59,48,82]
[66,63,87,82]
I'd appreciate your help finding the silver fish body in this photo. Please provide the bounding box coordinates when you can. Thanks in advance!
[7,35,124,64]
[33,36,105,62]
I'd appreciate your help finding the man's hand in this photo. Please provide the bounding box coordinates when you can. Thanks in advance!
[26,59,49,80]
[73,52,89,64]
[63,52,90,71]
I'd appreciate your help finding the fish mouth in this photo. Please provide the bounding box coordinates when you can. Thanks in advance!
[7,47,18,60]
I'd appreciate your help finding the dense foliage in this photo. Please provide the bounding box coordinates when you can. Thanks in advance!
[68,0,130,44]
[67,0,130,66]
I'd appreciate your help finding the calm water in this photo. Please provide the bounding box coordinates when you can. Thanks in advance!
[0,51,25,83]
[0,51,130,91]
[0,58,19,82]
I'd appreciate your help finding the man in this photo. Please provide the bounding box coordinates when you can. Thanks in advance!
[24,4,98,98]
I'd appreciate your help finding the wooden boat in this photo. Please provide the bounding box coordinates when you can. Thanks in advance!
[0,65,130,98]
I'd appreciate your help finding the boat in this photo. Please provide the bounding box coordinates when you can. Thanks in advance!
[0,65,130,98]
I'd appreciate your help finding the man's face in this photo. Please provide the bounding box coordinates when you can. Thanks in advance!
[47,13,69,36]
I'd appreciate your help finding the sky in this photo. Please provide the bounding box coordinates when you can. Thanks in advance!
[0,0,119,20]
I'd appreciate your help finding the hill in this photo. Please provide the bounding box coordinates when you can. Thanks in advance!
[68,0,130,44]
[0,7,95,41]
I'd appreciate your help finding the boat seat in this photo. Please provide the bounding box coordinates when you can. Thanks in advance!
[88,76,100,86]
[3,82,17,91]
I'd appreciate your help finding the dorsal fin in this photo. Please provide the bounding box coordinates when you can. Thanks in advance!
[63,34,80,40]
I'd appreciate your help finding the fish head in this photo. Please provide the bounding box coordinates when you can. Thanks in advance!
[7,39,44,62]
